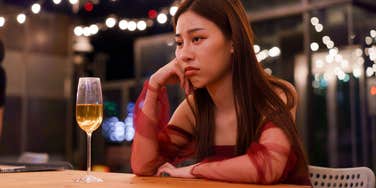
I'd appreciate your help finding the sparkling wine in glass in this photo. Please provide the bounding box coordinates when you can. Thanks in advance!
[75,77,103,183]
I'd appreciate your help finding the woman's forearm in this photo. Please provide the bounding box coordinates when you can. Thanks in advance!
[131,80,167,175]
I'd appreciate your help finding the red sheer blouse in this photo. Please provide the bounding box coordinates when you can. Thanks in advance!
[132,80,311,185]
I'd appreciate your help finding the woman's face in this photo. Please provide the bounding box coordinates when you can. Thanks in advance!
[175,11,233,88]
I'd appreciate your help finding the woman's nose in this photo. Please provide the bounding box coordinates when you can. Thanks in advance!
[176,46,194,63]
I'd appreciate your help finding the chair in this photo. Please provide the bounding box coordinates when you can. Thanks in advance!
[17,152,73,170]
[308,165,375,188]
[18,152,49,164]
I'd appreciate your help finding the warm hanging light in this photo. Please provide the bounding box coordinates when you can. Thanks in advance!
[105,17,117,28]
[31,3,41,14]
[310,42,319,51]
[169,6,178,16]
[268,47,281,57]
[53,0,62,5]
[310,17,319,26]
[137,20,147,31]
[315,24,323,32]
[17,13,26,24]
[128,21,137,31]
[69,0,79,5]
[119,19,128,30]
[322,36,331,44]
[157,13,167,24]
[74,26,84,36]
[365,36,373,45]
[0,17,5,27]
[371,30,376,38]
[89,24,99,35]
[83,26,91,37]
[253,45,260,53]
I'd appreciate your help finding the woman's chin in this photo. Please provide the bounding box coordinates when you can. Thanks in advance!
[190,81,203,89]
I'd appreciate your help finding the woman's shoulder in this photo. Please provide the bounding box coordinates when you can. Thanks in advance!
[272,79,297,105]
[270,78,298,121]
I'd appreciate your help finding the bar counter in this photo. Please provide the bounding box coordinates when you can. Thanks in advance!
[0,170,312,188]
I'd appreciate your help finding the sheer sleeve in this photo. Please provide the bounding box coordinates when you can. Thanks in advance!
[131,80,194,175]
[191,122,291,184]
[133,80,170,139]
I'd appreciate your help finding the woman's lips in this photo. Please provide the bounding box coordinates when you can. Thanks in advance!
[184,67,200,76]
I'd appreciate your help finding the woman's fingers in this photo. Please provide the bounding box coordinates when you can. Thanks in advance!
[152,58,188,90]
[172,58,191,94]
[156,162,175,176]
[172,60,185,88]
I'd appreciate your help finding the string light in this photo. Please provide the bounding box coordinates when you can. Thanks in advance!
[310,42,319,51]
[17,13,26,24]
[0,0,188,36]
[105,17,117,28]
[329,47,338,56]
[0,17,5,27]
[157,13,168,24]
[353,67,362,78]
[253,45,260,53]
[370,30,376,38]
[365,36,373,45]
[76,2,180,35]
[83,26,91,37]
[119,20,128,30]
[322,36,331,44]
[69,0,79,5]
[310,17,319,26]
[137,20,147,31]
[366,67,374,77]
[128,21,137,31]
[170,6,178,16]
[315,24,323,32]
[31,3,41,14]
[268,46,281,57]
[74,26,83,36]
[369,46,376,61]
[326,41,334,49]
[256,49,269,62]
[52,0,62,5]
[310,30,353,86]
[89,24,99,35]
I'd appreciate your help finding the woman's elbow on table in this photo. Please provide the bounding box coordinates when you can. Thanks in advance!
[131,160,156,176]
[131,165,155,176]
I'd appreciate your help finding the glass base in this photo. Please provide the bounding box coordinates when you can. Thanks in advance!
[74,174,103,183]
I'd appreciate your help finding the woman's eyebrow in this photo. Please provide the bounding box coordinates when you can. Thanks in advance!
[175,28,206,37]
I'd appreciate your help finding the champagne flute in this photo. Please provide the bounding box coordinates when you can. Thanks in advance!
[75,77,103,183]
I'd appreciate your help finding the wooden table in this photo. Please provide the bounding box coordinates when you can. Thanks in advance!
[0,170,311,188]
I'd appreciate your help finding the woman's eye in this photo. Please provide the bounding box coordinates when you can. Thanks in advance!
[192,37,202,43]
[175,41,183,46]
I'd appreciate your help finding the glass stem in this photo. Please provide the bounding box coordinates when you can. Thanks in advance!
[87,133,92,175]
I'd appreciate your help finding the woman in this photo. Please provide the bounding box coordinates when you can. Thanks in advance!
[131,0,311,185]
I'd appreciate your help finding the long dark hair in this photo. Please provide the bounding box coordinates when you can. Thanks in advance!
[173,0,309,176]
